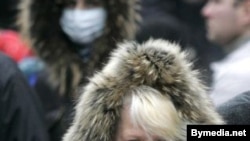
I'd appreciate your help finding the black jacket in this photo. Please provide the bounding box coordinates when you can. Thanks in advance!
[0,52,49,141]
[217,91,250,125]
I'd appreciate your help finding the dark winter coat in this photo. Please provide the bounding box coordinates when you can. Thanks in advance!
[217,91,250,125]
[63,39,224,141]
[0,52,49,141]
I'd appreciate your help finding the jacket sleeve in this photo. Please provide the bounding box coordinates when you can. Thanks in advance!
[0,53,50,141]
[217,91,250,125]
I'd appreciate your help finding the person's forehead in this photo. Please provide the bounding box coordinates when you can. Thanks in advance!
[118,107,146,139]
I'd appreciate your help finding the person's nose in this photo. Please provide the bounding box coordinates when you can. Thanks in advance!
[201,3,213,19]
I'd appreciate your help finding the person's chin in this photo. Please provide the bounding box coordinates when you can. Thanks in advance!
[206,32,214,41]
[207,34,219,44]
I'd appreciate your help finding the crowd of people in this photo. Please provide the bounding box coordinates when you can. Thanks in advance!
[0,0,249,141]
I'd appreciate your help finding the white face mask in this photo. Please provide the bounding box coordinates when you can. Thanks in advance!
[60,7,107,44]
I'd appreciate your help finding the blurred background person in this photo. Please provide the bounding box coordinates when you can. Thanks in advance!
[137,0,225,86]
[1,1,49,139]
[0,52,49,141]
[0,29,45,86]
[63,39,224,141]
[0,0,45,87]
[202,0,250,106]
[16,0,140,140]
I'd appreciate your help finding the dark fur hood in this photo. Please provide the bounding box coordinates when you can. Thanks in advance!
[63,39,224,141]
[17,0,141,96]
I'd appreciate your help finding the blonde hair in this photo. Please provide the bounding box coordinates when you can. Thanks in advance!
[123,85,185,140]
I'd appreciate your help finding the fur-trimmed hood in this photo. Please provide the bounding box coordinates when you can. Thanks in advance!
[16,0,141,96]
[63,39,224,141]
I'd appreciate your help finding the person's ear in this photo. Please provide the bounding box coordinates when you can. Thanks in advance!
[241,0,250,24]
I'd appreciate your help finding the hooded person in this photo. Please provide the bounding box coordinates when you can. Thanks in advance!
[63,39,224,141]
[16,0,140,140]
[16,0,141,96]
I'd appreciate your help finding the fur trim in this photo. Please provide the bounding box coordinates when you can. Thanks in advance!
[63,39,224,141]
[16,0,141,96]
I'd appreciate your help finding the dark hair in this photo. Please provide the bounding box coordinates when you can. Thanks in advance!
[58,0,103,8]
